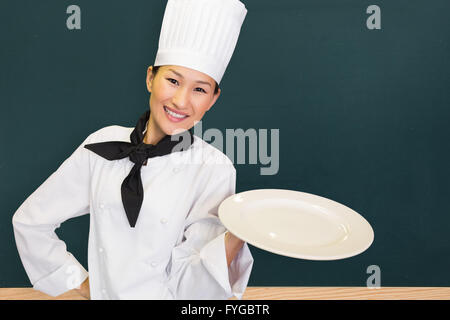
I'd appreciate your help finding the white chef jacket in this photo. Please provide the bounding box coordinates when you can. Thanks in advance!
[12,124,254,300]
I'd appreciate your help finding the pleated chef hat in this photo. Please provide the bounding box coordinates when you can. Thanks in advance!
[154,0,248,84]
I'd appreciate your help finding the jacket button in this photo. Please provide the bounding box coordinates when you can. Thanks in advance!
[99,247,104,253]
[99,203,105,209]
[150,262,157,267]
[160,218,168,224]
[172,167,180,173]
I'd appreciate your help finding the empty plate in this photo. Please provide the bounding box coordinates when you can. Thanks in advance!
[218,189,374,260]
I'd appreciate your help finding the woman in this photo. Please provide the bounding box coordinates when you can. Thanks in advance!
[12,0,253,299]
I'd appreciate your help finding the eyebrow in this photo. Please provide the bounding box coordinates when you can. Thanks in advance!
[168,68,212,87]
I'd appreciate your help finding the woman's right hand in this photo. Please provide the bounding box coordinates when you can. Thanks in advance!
[75,277,91,300]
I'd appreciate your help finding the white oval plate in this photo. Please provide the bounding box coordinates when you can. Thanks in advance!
[219,189,374,260]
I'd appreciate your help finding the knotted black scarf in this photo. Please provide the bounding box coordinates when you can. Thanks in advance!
[84,110,194,228]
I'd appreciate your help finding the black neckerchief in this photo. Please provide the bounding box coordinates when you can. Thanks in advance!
[84,110,194,228]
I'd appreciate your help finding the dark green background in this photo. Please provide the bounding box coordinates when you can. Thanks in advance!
[1,0,449,287]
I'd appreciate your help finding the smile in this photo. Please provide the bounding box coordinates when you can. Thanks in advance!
[163,106,189,121]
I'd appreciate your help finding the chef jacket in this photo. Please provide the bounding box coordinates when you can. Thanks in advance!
[12,125,254,299]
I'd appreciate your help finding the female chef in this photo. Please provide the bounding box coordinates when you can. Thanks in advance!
[12,0,253,300]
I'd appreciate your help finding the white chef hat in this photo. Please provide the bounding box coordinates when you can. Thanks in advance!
[154,0,248,85]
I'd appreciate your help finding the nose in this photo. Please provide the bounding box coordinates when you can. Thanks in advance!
[172,86,190,110]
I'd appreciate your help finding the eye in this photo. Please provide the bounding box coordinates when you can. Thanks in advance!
[195,87,207,94]
[166,78,179,85]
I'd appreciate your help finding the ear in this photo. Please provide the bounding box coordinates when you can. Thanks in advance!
[146,66,154,93]
[206,87,221,112]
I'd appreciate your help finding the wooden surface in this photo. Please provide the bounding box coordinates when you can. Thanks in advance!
[1,287,449,300]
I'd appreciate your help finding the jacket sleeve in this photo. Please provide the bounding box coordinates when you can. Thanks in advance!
[165,166,254,300]
[12,133,94,297]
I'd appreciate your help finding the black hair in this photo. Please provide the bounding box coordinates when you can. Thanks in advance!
[151,65,220,95]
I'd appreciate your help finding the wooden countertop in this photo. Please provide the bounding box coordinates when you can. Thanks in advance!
[1,287,449,300]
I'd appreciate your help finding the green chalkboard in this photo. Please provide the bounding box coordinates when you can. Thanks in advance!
[1,0,449,288]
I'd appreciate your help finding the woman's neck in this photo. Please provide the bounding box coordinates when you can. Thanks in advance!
[143,114,166,145]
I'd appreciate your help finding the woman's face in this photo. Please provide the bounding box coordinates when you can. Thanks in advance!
[146,65,220,140]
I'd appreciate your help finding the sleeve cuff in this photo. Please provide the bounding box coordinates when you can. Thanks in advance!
[200,232,254,299]
[33,253,89,297]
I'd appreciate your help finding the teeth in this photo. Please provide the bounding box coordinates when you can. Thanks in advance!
[165,106,187,119]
